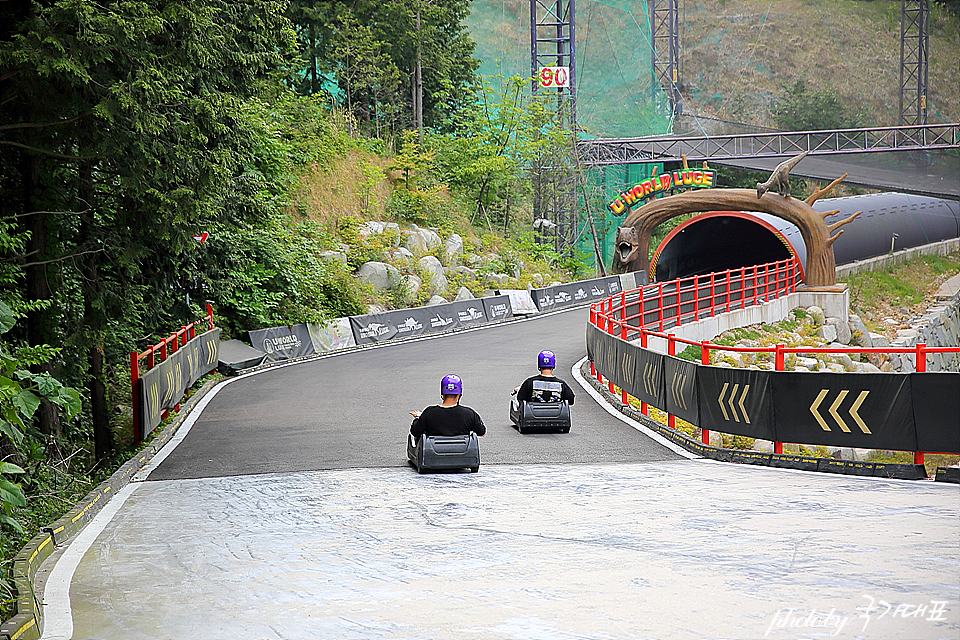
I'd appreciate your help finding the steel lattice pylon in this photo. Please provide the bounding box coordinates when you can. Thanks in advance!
[899,0,929,126]
[650,0,681,120]
[530,0,578,253]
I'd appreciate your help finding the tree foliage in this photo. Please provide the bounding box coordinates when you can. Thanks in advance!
[775,80,866,131]
[287,0,478,136]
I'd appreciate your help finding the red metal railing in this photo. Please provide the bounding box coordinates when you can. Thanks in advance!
[590,260,960,467]
[130,303,215,445]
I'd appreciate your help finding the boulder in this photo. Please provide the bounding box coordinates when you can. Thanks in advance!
[357,261,400,291]
[318,250,347,264]
[826,317,851,344]
[427,295,448,306]
[484,273,510,287]
[418,255,448,294]
[449,265,477,281]
[453,286,475,302]
[384,247,415,264]
[443,233,464,265]
[794,356,819,371]
[401,274,422,301]
[806,306,825,325]
[752,439,774,453]
[358,221,401,246]
[818,323,838,343]
[403,224,442,252]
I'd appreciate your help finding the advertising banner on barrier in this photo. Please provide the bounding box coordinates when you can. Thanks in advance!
[697,367,775,441]
[248,324,316,361]
[482,295,513,323]
[307,318,356,352]
[350,296,509,346]
[771,372,916,451]
[663,356,699,424]
[911,372,960,453]
[136,329,220,439]
[532,275,622,312]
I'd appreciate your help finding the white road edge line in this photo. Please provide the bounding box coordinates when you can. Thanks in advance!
[40,483,139,640]
[571,356,699,460]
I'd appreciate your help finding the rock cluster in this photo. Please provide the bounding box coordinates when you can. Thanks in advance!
[347,219,537,307]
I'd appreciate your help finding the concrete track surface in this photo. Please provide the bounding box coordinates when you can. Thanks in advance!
[36,308,959,640]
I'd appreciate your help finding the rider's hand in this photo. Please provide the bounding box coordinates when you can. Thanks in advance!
[409,410,421,418]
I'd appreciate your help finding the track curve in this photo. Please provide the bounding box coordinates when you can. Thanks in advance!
[148,306,682,481]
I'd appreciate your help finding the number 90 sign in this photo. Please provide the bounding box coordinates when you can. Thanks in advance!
[539,66,570,88]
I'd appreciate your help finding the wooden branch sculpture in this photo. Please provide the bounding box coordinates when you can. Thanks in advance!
[615,173,860,288]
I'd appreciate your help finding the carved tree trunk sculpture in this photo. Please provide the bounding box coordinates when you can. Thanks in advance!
[619,178,859,288]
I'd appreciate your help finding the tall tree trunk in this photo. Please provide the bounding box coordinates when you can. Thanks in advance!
[78,159,112,462]
[23,153,62,437]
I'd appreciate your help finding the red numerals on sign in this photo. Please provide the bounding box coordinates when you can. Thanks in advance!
[539,67,569,88]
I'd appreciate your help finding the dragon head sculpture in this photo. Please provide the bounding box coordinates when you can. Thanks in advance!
[614,226,641,269]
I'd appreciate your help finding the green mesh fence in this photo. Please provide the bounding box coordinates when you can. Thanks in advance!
[466,0,673,139]
[465,1,673,273]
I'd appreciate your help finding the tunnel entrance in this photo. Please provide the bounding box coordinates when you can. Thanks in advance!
[651,212,798,282]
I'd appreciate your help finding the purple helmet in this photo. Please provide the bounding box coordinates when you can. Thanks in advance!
[440,374,463,395]
[538,350,556,369]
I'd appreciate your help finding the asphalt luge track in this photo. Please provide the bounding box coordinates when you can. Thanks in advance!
[149,307,681,480]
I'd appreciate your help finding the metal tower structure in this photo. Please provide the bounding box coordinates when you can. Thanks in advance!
[899,0,929,126]
[650,0,681,120]
[530,0,578,252]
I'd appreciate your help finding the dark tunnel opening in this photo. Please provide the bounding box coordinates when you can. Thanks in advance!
[653,216,793,282]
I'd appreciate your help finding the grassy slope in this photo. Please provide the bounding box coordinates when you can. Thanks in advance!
[680,0,960,126]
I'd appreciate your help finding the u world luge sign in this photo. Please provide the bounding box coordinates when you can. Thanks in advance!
[135,329,220,440]
[608,169,716,214]
[586,323,960,453]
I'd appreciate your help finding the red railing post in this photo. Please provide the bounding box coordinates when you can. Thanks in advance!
[667,334,676,430]
[915,343,926,466]
[608,318,617,394]
[621,320,629,404]
[774,344,784,454]
[206,302,214,330]
[701,340,710,445]
[131,351,141,445]
[640,330,649,415]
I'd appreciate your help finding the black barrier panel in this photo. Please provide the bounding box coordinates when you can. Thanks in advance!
[911,373,960,453]
[697,367,775,441]
[585,322,599,362]
[482,295,513,323]
[663,356,699,424]
[771,372,916,451]
[532,275,622,312]
[350,308,430,344]
[591,327,621,389]
[248,324,316,361]
[607,334,640,397]
[137,329,219,439]
[351,297,509,346]
[631,347,666,409]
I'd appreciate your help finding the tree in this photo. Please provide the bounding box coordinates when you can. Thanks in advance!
[288,0,477,136]
[0,1,297,460]
[775,80,866,131]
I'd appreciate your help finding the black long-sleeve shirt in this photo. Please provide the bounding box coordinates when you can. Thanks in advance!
[410,404,486,439]
[517,374,575,405]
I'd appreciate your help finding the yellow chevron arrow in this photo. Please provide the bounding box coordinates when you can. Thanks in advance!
[728,383,741,422]
[739,384,751,424]
[850,390,871,434]
[718,383,730,421]
[810,389,831,431]
[829,389,851,432]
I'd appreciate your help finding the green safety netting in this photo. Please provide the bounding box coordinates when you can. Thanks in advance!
[465,1,672,270]
[465,0,673,140]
